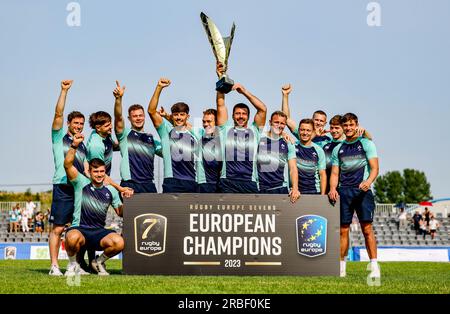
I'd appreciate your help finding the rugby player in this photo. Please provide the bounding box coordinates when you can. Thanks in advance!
[295,119,327,195]
[147,78,200,193]
[328,113,380,278]
[257,111,300,203]
[215,63,267,193]
[113,81,161,193]
[49,80,88,276]
[63,133,131,276]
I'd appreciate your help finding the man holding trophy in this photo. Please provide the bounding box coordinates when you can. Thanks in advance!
[201,12,267,193]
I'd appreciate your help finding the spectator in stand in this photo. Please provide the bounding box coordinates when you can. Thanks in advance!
[420,218,428,239]
[350,213,359,233]
[20,207,30,232]
[398,207,408,230]
[26,199,37,229]
[34,212,45,235]
[429,215,440,240]
[412,210,422,235]
[43,208,51,233]
[9,204,20,233]
[423,207,432,227]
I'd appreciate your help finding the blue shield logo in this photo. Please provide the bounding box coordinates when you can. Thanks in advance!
[296,215,327,257]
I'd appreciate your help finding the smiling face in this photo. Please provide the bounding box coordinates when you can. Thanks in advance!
[342,119,358,139]
[270,114,287,136]
[329,123,344,140]
[128,108,145,131]
[67,117,85,135]
[233,108,249,128]
[96,121,112,137]
[89,164,106,185]
[313,112,327,132]
[202,113,216,134]
[172,112,189,127]
[299,122,314,144]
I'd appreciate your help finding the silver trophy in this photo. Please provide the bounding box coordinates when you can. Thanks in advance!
[200,12,236,94]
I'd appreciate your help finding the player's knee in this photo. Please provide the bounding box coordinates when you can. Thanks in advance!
[51,225,65,236]
[360,223,373,236]
[65,231,81,246]
[340,225,350,236]
[112,236,124,251]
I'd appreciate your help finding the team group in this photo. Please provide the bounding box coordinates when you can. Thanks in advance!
[49,63,381,278]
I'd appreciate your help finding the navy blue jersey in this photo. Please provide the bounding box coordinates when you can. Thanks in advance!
[117,127,162,183]
[331,138,378,188]
[257,135,296,190]
[52,129,87,184]
[295,142,326,194]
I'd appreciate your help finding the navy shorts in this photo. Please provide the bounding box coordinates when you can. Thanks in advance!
[339,187,375,225]
[67,227,116,251]
[259,186,289,194]
[163,178,198,193]
[219,178,258,193]
[50,184,75,225]
[121,180,157,193]
[198,183,220,193]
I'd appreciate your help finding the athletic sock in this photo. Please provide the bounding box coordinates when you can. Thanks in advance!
[370,259,378,269]
[340,257,347,272]
[68,255,77,266]
[97,253,110,264]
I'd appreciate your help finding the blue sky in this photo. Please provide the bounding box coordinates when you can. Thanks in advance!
[0,0,449,199]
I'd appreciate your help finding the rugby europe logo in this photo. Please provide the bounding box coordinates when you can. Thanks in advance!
[296,215,327,257]
[134,213,167,257]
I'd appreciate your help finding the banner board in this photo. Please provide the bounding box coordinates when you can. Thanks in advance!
[122,194,340,276]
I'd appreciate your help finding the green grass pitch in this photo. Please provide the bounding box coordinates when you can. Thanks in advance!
[0,260,449,294]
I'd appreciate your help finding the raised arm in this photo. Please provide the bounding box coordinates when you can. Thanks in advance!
[147,78,171,129]
[64,133,84,181]
[216,62,228,126]
[113,80,126,135]
[233,84,267,128]
[281,84,297,133]
[52,80,73,130]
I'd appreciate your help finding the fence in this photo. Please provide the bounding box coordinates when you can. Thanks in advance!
[375,203,418,215]
[0,202,41,212]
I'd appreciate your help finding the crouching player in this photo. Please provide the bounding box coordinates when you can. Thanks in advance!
[63,133,131,276]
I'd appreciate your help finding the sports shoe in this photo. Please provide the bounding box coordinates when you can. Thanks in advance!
[64,263,81,277]
[91,257,109,276]
[78,267,90,276]
[49,265,63,276]
[369,264,381,278]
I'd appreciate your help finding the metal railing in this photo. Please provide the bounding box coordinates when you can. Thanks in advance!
[375,203,418,215]
[0,202,41,212]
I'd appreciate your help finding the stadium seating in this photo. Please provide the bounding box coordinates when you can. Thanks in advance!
[350,211,450,247]
[0,207,122,243]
